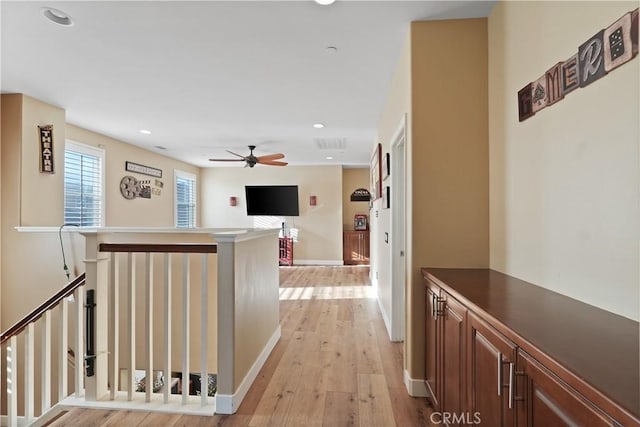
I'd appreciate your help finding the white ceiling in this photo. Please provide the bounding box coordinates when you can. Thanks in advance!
[1,0,495,168]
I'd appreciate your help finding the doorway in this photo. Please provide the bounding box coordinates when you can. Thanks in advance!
[390,116,406,342]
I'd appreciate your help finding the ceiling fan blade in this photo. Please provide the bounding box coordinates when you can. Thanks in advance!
[256,153,285,161]
[208,158,244,162]
[226,150,248,159]
[259,160,288,166]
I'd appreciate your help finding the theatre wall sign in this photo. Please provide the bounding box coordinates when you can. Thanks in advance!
[518,8,638,122]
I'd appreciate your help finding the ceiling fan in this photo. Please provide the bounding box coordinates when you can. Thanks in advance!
[208,145,288,168]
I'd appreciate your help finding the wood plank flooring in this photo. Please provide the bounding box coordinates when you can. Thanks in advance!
[46,266,433,426]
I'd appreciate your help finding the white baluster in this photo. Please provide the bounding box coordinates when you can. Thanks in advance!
[128,252,136,401]
[163,253,172,404]
[42,311,52,413]
[109,253,119,400]
[75,286,84,397]
[145,253,153,402]
[7,336,17,427]
[201,254,208,406]
[59,299,69,400]
[25,324,35,423]
[182,253,190,404]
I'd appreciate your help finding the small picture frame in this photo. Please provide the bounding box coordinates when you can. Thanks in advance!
[354,214,368,231]
[382,186,390,209]
[383,152,390,180]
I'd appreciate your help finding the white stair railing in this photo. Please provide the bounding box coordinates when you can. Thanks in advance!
[1,273,86,427]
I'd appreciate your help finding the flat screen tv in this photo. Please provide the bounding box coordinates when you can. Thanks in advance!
[245,185,300,216]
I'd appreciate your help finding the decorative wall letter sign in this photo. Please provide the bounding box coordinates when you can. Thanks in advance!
[545,62,564,105]
[518,83,534,122]
[604,12,633,71]
[561,54,580,95]
[517,8,638,123]
[579,30,607,87]
[38,125,54,174]
[531,75,548,113]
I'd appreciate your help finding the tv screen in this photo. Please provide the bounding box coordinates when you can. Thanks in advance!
[245,185,300,216]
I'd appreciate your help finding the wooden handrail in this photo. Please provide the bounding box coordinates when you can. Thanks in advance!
[1,272,86,345]
[99,243,218,253]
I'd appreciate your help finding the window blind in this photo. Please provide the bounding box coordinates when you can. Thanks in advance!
[64,145,103,226]
[176,174,196,228]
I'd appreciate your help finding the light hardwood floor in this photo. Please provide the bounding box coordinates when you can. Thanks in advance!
[46,266,433,426]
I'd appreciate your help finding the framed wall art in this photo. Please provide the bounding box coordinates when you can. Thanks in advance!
[383,152,390,180]
[370,143,382,200]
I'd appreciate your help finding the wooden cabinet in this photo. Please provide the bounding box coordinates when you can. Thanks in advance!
[423,268,640,427]
[343,231,369,265]
[516,350,614,427]
[279,237,293,266]
[467,311,516,427]
[424,282,467,425]
[441,294,467,425]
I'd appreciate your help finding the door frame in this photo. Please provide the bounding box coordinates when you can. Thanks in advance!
[390,115,407,342]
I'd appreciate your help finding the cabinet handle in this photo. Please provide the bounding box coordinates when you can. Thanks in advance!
[432,293,437,318]
[508,362,515,409]
[497,352,503,396]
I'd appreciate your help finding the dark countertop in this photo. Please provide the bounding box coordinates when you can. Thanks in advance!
[422,268,640,421]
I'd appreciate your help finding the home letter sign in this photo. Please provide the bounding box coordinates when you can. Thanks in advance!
[38,125,54,174]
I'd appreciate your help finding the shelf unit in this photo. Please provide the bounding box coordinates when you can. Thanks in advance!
[279,237,293,266]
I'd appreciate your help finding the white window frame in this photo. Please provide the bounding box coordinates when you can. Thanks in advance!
[174,169,197,228]
[64,140,106,227]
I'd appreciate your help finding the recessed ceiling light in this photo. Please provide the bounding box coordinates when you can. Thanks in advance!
[139,129,152,135]
[41,7,74,26]
[315,0,336,5]
[325,46,338,54]
[326,156,334,160]
[313,123,325,129]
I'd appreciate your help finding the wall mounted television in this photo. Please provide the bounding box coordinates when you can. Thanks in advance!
[245,185,300,216]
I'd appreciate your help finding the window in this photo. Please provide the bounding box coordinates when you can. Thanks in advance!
[64,141,105,226]
[175,170,197,228]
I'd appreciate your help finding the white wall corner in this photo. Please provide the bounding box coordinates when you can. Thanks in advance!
[404,369,429,397]
[215,326,281,414]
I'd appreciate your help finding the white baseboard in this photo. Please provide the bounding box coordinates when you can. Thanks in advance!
[293,260,343,266]
[377,297,392,341]
[215,326,281,414]
[404,370,429,397]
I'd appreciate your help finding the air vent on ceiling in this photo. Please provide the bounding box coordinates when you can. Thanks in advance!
[315,138,347,151]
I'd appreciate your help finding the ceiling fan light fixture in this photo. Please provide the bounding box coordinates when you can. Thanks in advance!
[41,7,74,26]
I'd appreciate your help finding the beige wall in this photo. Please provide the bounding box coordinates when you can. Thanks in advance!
[1,94,203,327]
[66,125,200,227]
[342,167,370,231]
[201,166,343,264]
[375,19,489,383]
[489,1,639,321]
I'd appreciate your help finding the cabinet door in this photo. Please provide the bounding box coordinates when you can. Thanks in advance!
[441,294,467,424]
[468,312,516,427]
[425,282,440,409]
[516,350,614,427]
